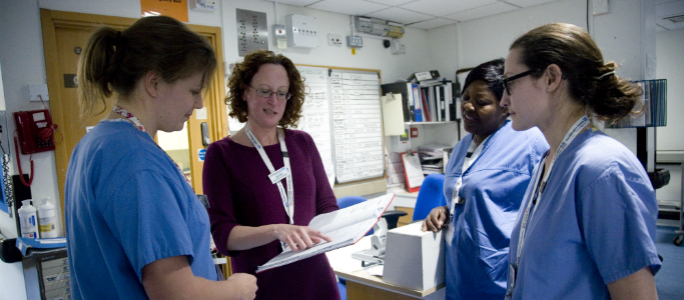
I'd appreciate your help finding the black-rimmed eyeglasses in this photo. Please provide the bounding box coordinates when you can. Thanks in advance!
[502,69,539,96]
[248,85,291,100]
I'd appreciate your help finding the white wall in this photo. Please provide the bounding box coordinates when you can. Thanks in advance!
[656,27,684,152]
[428,0,659,154]
[0,0,432,239]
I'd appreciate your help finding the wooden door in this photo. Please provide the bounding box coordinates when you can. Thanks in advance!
[39,9,228,229]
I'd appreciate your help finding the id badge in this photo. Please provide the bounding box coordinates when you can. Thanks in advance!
[268,167,290,184]
[505,263,517,300]
[445,200,457,246]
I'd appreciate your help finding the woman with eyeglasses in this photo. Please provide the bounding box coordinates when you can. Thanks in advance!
[202,50,340,300]
[500,23,660,300]
[422,58,548,300]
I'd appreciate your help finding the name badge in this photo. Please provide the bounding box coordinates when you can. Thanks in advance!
[268,167,290,184]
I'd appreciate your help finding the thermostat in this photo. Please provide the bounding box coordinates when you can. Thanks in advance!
[347,36,363,48]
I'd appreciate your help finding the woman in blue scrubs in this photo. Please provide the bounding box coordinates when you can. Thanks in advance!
[501,23,661,300]
[422,58,548,300]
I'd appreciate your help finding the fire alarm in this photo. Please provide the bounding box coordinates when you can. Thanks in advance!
[410,127,418,138]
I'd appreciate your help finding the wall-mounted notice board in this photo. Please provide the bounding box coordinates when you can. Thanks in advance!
[296,65,385,187]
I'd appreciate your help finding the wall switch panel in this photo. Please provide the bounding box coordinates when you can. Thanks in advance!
[28,84,49,101]
[593,0,609,15]
[347,35,363,48]
[327,34,343,46]
[286,14,318,48]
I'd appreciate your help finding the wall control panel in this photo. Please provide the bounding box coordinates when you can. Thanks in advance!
[347,36,363,48]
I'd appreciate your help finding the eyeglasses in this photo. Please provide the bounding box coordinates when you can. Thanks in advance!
[502,69,539,96]
[248,85,291,100]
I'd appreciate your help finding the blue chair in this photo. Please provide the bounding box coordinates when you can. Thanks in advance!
[412,173,447,221]
[337,195,367,209]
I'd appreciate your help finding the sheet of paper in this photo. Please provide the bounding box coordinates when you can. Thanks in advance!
[297,66,336,186]
[258,194,395,272]
[331,70,384,183]
[381,93,405,136]
[402,152,425,189]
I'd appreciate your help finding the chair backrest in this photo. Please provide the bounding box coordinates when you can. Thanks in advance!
[337,195,367,209]
[412,173,447,221]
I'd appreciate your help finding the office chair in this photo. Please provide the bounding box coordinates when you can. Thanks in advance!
[412,173,447,222]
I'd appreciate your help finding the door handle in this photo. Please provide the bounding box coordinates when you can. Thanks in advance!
[200,122,210,146]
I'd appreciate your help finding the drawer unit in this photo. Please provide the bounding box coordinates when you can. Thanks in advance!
[22,248,71,300]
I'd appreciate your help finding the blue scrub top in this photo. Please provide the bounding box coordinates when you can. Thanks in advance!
[66,121,217,300]
[443,121,548,300]
[508,128,661,299]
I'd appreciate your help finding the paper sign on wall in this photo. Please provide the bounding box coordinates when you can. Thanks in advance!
[141,0,189,22]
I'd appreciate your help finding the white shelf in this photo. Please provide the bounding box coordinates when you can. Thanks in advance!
[405,121,458,125]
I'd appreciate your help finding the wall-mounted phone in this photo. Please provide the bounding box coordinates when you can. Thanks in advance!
[13,109,55,154]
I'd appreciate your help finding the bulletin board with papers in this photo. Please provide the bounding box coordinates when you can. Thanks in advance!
[296,65,385,186]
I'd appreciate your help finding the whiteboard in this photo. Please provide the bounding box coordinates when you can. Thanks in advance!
[297,66,385,185]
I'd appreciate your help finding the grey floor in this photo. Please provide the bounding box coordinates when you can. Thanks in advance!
[655,219,684,300]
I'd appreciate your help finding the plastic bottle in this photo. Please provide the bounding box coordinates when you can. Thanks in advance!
[18,199,38,238]
[38,197,57,238]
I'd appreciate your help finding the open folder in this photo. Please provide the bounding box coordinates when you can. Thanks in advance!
[256,193,395,273]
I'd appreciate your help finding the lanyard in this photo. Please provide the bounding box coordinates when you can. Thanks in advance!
[450,136,488,209]
[111,105,191,186]
[244,125,294,225]
[514,115,590,271]
[445,136,487,246]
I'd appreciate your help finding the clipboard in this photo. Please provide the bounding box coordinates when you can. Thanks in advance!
[401,151,425,193]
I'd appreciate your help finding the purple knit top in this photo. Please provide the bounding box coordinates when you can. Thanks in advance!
[203,129,340,300]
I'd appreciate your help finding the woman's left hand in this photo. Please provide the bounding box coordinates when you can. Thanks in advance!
[422,205,449,232]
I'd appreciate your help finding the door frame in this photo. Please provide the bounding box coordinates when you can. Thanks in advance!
[39,9,228,230]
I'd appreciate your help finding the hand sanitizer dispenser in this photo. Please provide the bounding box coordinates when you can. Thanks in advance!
[18,199,38,238]
[38,197,57,238]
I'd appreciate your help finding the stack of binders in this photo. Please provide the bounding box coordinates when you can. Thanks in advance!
[381,70,459,123]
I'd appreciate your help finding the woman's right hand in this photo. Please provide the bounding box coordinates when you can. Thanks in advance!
[422,206,449,232]
[272,224,332,251]
[226,273,258,300]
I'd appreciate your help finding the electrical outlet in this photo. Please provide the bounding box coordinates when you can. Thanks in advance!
[390,39,405,54]
[327,34,342,46]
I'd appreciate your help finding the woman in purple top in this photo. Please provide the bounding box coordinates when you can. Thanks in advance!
[203,50,340,300]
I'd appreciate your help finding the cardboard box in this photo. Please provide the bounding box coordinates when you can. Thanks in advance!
[382,221,445,291]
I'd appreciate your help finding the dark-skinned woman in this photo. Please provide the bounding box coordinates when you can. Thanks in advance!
[422,58,548,300]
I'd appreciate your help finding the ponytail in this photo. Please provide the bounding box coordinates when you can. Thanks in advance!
[510,23,640,123]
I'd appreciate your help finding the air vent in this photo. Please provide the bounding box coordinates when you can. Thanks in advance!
[664,14,684,23]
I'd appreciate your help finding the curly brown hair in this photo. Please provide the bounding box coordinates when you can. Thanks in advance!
[226,50,305,128]
[510,23,641,122]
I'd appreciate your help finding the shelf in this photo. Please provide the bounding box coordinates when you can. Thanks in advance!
[405,121,458,125]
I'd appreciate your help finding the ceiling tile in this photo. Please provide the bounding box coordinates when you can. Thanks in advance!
[308,0,390,16]
[399,0,497,17]
[365,0,417,6]
[505,0,559,7]
[443,2,518,22]
[365,7,434,24]
[408,17,457,29]
[267,0,321,6]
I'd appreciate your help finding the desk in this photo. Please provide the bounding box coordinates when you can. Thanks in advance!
[326,236,446,300]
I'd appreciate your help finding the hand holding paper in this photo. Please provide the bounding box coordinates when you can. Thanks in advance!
[274,224,332,251]
[258,193,395,272]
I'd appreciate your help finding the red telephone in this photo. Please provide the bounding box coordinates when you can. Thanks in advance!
[13,109,56,154]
